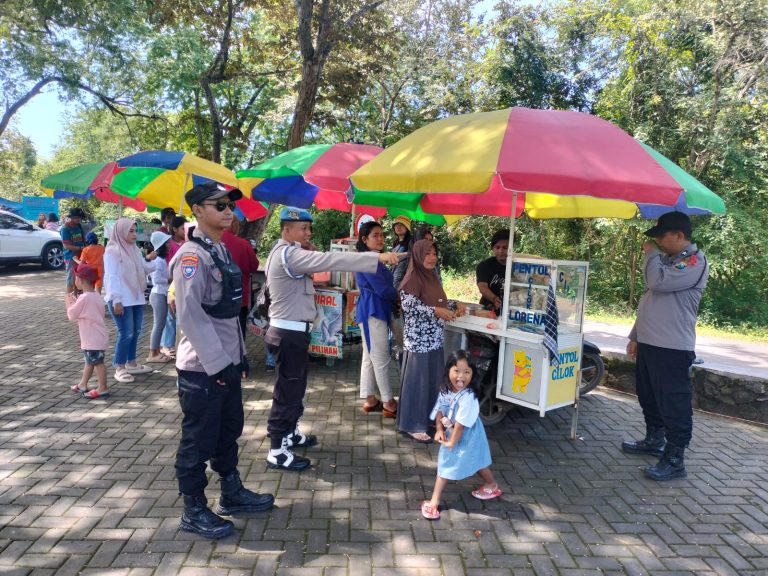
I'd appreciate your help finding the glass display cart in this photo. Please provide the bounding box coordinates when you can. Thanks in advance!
[446,257,589,435]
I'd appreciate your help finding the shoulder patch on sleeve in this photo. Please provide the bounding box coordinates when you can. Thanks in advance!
[180,254,199,279]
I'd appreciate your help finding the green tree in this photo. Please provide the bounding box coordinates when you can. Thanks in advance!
[549,0,768,325]
[0,130,38,200]
[0,0,161,140]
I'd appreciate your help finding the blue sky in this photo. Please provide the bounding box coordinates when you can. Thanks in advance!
[14,88,68,159]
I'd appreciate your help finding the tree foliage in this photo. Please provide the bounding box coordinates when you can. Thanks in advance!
[1,0,766,329]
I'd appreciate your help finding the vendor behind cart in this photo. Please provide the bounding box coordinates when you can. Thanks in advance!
[475,229,510,315]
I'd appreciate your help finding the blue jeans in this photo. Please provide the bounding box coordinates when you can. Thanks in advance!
[161,309,176,348]
[265,348,276,367]
[108,302,144,366]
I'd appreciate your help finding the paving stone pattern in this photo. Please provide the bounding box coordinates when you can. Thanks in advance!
[1,268,767,575]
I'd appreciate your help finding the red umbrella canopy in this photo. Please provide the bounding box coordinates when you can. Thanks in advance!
[351,108,699,219]
[237,143,387,217]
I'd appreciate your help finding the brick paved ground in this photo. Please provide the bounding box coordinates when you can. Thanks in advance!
[1,266,767,576]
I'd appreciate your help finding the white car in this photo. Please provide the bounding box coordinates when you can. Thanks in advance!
[0,209,65,270]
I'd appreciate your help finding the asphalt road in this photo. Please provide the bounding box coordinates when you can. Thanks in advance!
[585,320,768,379]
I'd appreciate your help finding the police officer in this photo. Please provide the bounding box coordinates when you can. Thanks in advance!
[623,212,709,481]
[172,182,274,539]
[264,207,402,471]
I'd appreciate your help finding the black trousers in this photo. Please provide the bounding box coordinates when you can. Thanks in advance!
[175,369,244,496]
[635,343,695,448]
[238,306,248,339]
[264,326,310,447]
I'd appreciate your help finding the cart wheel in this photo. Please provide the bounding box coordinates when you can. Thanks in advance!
[478,373,508,426]
[579,351,605,395]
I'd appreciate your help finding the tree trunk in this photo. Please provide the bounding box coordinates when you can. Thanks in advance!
[202,78,222,163]
[246,0,385,246]
[287,59,324,148]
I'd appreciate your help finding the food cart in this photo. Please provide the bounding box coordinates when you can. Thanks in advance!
[445,256,589,435]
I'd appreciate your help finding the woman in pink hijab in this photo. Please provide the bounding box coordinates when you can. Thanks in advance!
[103,218,158,383]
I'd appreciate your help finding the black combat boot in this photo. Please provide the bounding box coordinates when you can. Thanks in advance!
[180,495,234,539]
[644,445,687,481]
[621,427,666,457]
[214,470,275,515]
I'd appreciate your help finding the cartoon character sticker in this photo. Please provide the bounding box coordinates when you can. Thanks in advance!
[512,349,533,393]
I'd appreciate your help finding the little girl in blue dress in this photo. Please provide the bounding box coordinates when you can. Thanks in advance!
[421,350,502,520]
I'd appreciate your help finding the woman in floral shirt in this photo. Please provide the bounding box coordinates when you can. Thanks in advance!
[397,239,464,443]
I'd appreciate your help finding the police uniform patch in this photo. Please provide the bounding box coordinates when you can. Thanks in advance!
[181,254,199,279]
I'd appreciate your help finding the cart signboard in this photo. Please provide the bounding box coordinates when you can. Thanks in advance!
[309,289,344,358]
[344,290,360,337]
[546,346,581,407]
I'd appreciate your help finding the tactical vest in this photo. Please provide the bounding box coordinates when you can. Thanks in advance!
[188,230,243,319]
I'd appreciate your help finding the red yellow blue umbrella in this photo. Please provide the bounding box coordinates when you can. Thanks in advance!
[111,150,267,219]
[236,143,450,225]
[40,162,148,211]
[350,107,725,219]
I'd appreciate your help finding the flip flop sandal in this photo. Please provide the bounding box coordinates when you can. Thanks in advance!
[383,400,398,418]
[471,485,503,500]
[125,363,152,374]
[408,432,433,444]
[421,501,440,520]
[146,354,172,363]
[83,389,110,400]
[70,384,88,394]
[362,399,383,413]
[114,369,135,383]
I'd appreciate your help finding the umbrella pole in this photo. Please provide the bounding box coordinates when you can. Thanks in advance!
[179,172,190,215]
[500,189,517,327]
[350,204,356,237]
[496,188,518,401]
[118,196,123,217]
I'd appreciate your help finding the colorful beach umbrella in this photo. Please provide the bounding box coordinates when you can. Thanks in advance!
[236,143,389,216]
[41,162,148,211]
[350,107,725,219]
[111,150,267,219]
[236,143,455,226]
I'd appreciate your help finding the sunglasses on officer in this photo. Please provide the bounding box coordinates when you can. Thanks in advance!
[200,200,237,212]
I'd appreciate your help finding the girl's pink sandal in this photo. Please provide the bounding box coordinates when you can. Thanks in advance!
[471,485,502,500]
[421,501,440,520]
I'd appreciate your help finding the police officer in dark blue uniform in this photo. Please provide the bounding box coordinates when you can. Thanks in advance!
[171,182,274,538]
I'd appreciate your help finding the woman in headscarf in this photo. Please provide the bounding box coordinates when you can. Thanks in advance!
[392,225,440,289]
[397,239,465,443]
[103,218,158,383]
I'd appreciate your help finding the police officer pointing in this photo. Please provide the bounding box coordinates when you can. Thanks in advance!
[265,208,402,471]
[171,182,274,539]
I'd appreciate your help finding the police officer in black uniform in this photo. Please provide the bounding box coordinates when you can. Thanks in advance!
[171,182,274,539]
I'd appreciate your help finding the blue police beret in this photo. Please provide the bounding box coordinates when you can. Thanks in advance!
[279,207,313,222]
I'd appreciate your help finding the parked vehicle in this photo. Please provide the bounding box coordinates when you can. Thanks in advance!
[0,210,64,270]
